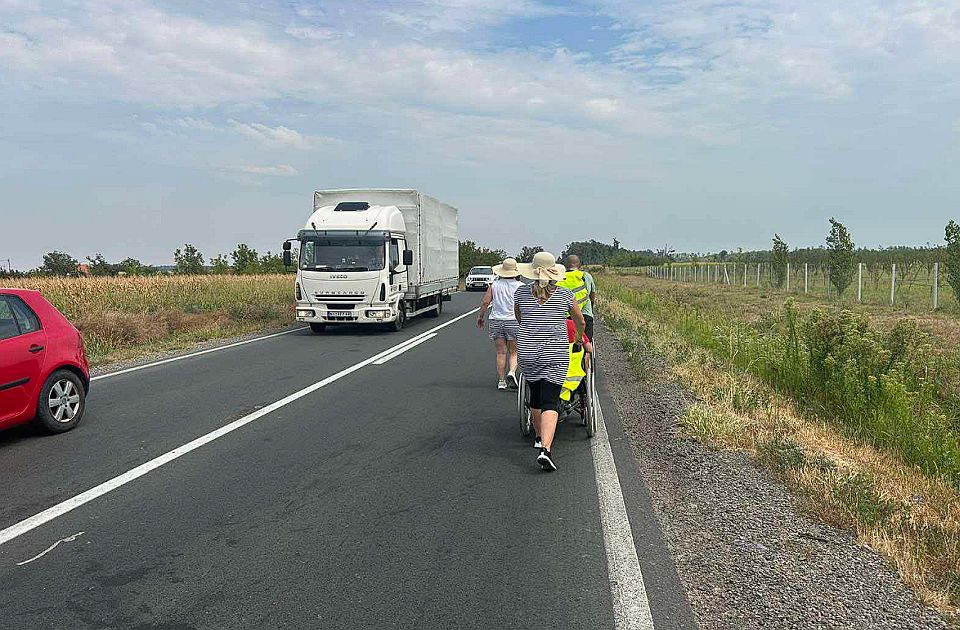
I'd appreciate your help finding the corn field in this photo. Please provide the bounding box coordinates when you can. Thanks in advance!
[4,275,295,364]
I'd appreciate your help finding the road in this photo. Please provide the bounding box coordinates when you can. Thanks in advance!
[0,294,695,629]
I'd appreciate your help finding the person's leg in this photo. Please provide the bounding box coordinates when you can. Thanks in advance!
[494,337,508,380]
[539,381,563,452]
[583,314,594,341]
[506,339,518,375]
[529,379,543,437]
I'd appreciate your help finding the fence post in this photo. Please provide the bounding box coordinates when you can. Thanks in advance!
[804,263,808,294]
[890,263,896,306]
[857,263,863,303]
[933,262,939,310]
[756,263,760,287]
[786,262,791,292]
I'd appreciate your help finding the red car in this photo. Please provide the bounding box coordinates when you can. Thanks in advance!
[0,289,90,433]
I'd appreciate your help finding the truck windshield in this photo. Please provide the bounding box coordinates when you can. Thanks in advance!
[300,236,386,272]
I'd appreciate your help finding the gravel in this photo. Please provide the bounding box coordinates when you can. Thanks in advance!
[596,322,950,630]
[90,324,304,378]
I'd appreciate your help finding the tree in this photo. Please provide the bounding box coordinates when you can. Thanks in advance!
[210,254,230,275]
[116,257,155,276]
[173,244,205,275]
[86,253,115,276]
[516,245,544,263]
[826,218,855,296]
[231,243,260,274]
[771,234,788,288]
[40,251,80,276]
[259,251,286,274]
[458,240,506,277]
[944,220,960,306]
[718,249,729,261]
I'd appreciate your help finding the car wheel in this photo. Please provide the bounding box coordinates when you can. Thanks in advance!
[35,370,86,433]
[310,323,327,334]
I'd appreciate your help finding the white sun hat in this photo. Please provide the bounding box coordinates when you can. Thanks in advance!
[517,251,566,282]
[492,257,521,278]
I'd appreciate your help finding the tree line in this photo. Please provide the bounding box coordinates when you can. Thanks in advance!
[0,244,291,278]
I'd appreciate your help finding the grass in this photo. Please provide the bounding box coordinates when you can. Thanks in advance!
[4,275,294,365]
[598,273,960,618]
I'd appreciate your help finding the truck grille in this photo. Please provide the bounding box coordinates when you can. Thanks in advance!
[313,293,365,302]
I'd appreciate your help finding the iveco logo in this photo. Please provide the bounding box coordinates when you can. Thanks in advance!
[329,274,349,279]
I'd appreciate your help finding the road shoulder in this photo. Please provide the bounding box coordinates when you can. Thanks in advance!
[595,322,950,630]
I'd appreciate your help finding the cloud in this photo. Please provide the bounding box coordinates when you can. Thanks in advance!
[225,164,299,176]
[229,121,315,150]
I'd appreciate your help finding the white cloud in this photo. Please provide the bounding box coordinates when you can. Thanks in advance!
[226,164,299,176]
[229,121,315,150]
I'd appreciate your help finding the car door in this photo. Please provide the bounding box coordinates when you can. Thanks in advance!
[0,296,47,424]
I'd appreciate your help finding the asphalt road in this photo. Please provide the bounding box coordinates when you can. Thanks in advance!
[0,294,695,629]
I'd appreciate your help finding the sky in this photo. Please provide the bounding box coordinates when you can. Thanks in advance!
[1,0,959,270]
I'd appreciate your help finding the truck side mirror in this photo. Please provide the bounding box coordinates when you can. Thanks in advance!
[403,250,413,266]
[282,240,293,267]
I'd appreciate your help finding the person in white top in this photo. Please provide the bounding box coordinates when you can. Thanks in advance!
[476,257,524,390]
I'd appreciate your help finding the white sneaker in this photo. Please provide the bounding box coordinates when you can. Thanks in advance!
[497,380,507,390]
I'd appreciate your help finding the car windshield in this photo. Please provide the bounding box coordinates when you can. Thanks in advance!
[470,267,493,275]
[300,236,386,272]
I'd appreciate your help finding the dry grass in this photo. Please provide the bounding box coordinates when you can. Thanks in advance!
[3,275,294,365]
[601,288,960,618]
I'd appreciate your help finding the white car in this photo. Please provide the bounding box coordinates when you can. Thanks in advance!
[465,266,496,291]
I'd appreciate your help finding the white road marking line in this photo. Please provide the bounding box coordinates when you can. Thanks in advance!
[91,327,307,382]
[0,308,479,548]
[591,398,656,630]
[16,531,85,566]
[373,333,437,364]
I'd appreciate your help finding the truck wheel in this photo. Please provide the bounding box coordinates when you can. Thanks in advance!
[391,303,406,332]
[35,370,86,434]
[425,295,441,318]
[310,323,327,334]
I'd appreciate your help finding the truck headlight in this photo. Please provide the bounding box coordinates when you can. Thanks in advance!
[297,308,315,318]
[366,309,387,319]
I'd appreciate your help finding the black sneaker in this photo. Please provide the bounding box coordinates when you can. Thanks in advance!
[537,449,557,472]
[506,372,519,389]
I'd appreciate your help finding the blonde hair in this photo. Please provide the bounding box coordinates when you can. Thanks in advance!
[531,279,557,302]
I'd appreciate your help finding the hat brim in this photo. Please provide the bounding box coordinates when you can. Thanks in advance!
[517,262,566,281]
[492,264,521,278]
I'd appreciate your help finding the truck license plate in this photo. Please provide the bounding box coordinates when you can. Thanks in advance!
[328,310,352,317]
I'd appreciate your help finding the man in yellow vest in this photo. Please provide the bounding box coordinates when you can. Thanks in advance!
[559,255,596,340]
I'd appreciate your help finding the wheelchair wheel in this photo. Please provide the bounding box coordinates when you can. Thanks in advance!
[518,373,532,437]
[584,366,598,438]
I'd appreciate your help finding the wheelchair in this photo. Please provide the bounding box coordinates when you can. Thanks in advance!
[517,342,598,439]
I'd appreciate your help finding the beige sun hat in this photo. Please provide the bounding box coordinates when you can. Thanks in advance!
[517,251,566,282]
[492,257,521,278]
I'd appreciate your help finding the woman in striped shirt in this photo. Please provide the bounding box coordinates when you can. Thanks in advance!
[515,252,587,472]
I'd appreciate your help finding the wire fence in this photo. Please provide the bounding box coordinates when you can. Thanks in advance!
[636,261,953,311]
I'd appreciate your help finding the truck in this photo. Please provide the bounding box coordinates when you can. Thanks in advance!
[283,189,459,333]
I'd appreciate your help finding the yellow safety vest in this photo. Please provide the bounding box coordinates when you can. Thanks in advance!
[558,269,590,310]
[560,343,587,402]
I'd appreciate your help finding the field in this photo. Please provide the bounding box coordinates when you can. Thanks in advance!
[597,272,960,616]
[634,261,955,314]
[4,275,294,365]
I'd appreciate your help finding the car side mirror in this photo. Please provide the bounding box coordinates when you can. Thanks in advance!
[402,250,413,266]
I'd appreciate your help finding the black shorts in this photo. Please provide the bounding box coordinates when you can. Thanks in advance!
[583,314,594,341]
[528,379,563,413]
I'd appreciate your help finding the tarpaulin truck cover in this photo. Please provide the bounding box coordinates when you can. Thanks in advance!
[313,189,459,296]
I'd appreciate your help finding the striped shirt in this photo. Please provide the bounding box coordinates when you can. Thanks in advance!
[514,284,574,384]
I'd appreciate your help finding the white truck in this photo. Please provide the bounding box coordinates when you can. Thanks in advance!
[283,189,459,333]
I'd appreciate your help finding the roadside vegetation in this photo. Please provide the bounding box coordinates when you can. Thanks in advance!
[598,272,960,618]
[4,275,294,366]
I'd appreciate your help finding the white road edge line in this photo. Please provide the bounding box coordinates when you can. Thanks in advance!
[592,398,656,630]
[91,327,307,381]
[373,333,437,365]
[0,308,478,548]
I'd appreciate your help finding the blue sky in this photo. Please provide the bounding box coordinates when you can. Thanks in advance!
[1,0,959,269]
